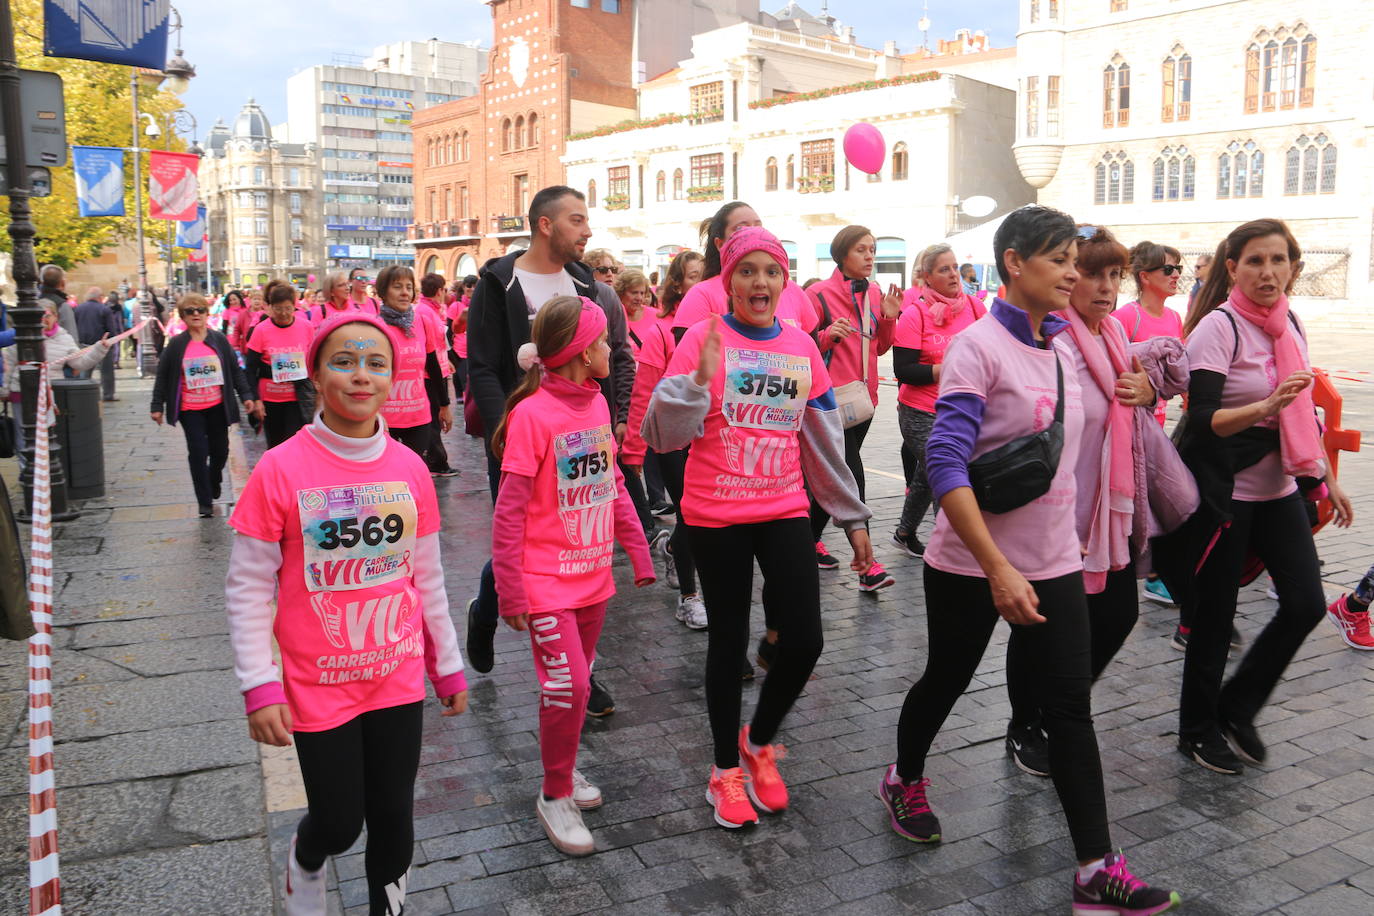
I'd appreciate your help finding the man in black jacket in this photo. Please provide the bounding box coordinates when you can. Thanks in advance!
[464,186,636,712]
[73,287,122,399]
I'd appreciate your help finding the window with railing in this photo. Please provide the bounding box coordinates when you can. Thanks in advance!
[1093,150,1134,204]
[1046,76,1061,137]
[690,81,724,122]
[1103,60,1130,127]
[1025,76,1039,138]
[1151,146,1195,202]
[1162,50,1191,122]
[606,166,631,209]
[460,185,469,219]
[1284,133,1335,195]
[1247,27,1316,113]
[513,173,530,214]
[799,139,834,192]
[765,157,778,192]
[688,154,724,200]
[1217,140,1264,199]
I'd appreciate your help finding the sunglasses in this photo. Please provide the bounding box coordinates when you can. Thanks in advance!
[1153,264,1183,276]
[594,265,621,276]
[180,307,208,315]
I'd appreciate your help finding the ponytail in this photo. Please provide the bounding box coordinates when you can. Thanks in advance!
[1183,218,1301,336]
[490,367,543,461]
[1183,239,1232,336]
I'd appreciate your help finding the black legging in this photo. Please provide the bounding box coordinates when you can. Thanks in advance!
[1007,566,1139,729]
[656,447,697,596]
[294,701,423,916]
[810,417,870,539]
[619,459,656,539]
[1180,491,1324,742]
[898,566,1110,862]
[262,400,304,449]
[178,406,228,507]
[688,517,822,769]
[389,423,431,460]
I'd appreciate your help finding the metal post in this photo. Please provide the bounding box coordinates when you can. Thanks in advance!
[2,0,77,520]
[131,72,158,378]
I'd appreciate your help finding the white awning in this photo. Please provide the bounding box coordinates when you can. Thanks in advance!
[943,213,1009,265]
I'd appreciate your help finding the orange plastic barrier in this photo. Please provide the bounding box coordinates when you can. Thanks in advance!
[1312,367,1362,532]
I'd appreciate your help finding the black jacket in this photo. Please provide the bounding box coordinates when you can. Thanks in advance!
[466,252,634,438]
[150,330,255,426]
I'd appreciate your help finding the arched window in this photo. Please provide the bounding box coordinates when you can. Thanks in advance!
[892,142,909,181]
[655,171,666,201]
[427,139,435,167]
[587,179,597,208]
[1285,133,1335,195]
[527,112,539,147]
[1151,145,1194,202]
[1243,25,1315,111]
[1162,49,1191,122]
[1261,39,1279,110]
[461,130,470,161]
[1102,59,1129,127]
[1218,140,1264,199]
[1280,38,1298,107]
[1300,34,1317,106]
[764,157,778,191]
[424,256,443,276]
[448,136,456,162]
[1093,150,1133,205]
[513,116,525,150]
[672,169,684,200]
[441,136,450,165]
[785,155,795,190]
[502,118,513,152]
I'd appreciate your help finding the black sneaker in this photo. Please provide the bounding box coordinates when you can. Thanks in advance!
[815,540,840,570]
[878,765,941,842]
[1221,716,1266,765]
[891,529,924,558]
[651,500,675,517]
[1005,723,1051,777]
[858,563,895,593]
[211,479,222,501]
[430,466,460,478]
[465,598,497,674]
[587,676,615,717]
[1072,851,1181,914]
[197,504,214,518]
[1170,626,1189,651]
[755,635,778,672]
[648,528,671,552]
[1178,734,1244,774]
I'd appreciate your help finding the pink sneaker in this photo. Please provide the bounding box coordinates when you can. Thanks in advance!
[859,562,895,592]
[738,726,788,813]
[815,540,840,570]
[1327,595,1374,650]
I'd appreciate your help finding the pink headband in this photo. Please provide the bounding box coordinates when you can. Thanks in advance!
[306,312,395,371]
[519,297,607,370]
[720,226,789,291]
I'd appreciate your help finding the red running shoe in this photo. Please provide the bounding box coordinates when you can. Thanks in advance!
[738,725,788,813]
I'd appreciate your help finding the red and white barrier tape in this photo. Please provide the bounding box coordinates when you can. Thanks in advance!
[26,363,61,916]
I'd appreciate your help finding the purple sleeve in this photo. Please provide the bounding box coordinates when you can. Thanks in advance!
[926,392,986,502]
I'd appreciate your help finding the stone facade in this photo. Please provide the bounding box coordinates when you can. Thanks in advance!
[1013,0,1373,298]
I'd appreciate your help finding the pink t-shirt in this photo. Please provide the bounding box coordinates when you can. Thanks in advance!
[246,318,314,403]
[229,429,440,732]
[1186,306,1304,502]
[500,382,621,612]
[447,299,468,359]
[380,317,436,430]
[348,295,382,315]
[310,300,373,329]
[893,296,983,413]
[624,308,659,361]
[415,300,453,379]
[665,318,832,528]
[180,339,224,412]
[1115,301,1183,426]
[923,319,1086,580]
[672,278,819,335]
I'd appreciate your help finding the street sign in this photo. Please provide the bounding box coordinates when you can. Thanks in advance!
[0,70,67,169]
[0,167,53,198]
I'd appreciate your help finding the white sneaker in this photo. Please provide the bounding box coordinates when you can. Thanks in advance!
[676,594,708,630]
[284,834,327,916]
[536,793,595,856]
[571,768,603,810]
[662,542,679,590]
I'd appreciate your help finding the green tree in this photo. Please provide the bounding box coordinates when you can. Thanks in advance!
[2,0,191,269]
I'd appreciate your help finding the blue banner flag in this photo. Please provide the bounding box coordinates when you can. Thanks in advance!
[176,205,206,249]
[44,0,169,70]
[71,145,125,216]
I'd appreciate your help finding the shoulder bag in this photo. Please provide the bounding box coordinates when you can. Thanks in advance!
[818,286,877,430]
[967,353,1065,514]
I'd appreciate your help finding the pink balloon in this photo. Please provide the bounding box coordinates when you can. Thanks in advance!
[843,122,886,175]
[307,274,317,283]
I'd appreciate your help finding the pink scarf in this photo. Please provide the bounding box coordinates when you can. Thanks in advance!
[1062,307,1135,592]
[922,285,976,327]
[1226,288,1324,479]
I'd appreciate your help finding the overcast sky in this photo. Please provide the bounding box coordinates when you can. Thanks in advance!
[175,0,1016,139]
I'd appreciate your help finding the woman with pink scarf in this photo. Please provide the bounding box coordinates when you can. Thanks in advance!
[1162,219,1353,776]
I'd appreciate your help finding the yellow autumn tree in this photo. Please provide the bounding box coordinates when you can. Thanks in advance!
[1,0,190,269]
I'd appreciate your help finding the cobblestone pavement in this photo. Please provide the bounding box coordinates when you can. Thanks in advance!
[1,323,1372,916]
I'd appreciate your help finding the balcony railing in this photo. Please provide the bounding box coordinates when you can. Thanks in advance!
[796,174,835,194]
[686,184,724,203]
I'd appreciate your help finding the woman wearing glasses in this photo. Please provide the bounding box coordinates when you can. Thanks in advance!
[584,249,621,284]
[347,268,381,314]
[150,293,257,517]
[1114,242,1184,427]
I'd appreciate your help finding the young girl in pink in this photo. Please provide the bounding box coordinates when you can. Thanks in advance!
[489,296,654,856]
[226,311,467,916]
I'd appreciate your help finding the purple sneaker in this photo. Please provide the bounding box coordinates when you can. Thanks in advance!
[877,764,940,842]
[1072,851,1180,915]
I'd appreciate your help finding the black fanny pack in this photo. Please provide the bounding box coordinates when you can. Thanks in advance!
[968,354,1065,514]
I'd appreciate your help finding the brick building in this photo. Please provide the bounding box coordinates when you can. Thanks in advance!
[408,0,758,279]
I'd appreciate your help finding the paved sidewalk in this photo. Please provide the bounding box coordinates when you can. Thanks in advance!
[1,324,1372,915]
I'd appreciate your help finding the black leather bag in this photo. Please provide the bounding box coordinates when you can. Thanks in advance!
[968,355,1065,514]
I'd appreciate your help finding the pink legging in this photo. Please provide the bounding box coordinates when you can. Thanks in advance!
[527,601,607,798]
